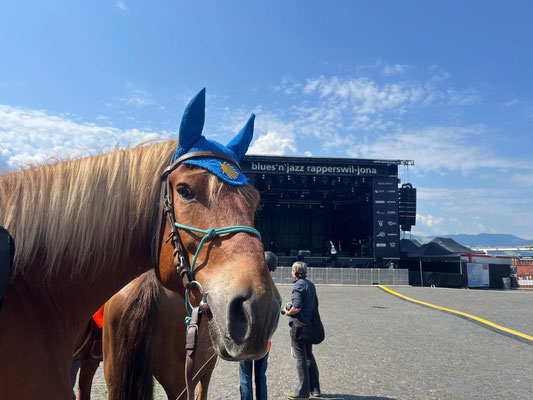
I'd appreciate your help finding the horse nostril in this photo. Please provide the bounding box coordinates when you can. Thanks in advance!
[227,292,251,343]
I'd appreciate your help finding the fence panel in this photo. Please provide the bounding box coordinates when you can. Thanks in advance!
[356,268,372,285]
[518,275,533,288]
[271,267,408,285]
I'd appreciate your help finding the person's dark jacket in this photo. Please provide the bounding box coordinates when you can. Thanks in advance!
[289,278,317,325]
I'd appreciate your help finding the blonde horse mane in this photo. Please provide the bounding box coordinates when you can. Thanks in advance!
[0,141,259,281]
[0,141,177,280]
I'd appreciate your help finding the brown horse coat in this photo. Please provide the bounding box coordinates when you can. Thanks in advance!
[0,140,280,399]
[103,270,215,400]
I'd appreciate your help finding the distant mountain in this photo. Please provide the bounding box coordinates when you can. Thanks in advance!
[443,234,533,247]
[406,233,533,248]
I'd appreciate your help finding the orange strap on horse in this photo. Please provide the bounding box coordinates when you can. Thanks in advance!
[92,304,105,328]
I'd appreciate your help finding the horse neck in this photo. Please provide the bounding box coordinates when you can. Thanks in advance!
[19,238,154,336]
[4,143,175,330]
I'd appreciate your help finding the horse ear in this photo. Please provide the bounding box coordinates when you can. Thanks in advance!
[178,88,206,151]
[227,114,255,162]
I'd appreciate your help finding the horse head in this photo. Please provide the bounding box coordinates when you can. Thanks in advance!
[157,89,281,361]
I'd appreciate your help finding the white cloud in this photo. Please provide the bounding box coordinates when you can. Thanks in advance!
[116,86,157,108]
[345,125,532,174]
[512,173,533,186]
[268,71,483,150]
[114,0,129,12]
[445,87,480,106]
[417,214,444,228]
[122,90,153,107]
[382,64,408,76]
[248,131,297,156]
[504,99,520,107]
[412,186,533,238]
[302,76,426,115]
[0,105,170,169]
[221,75,528,177]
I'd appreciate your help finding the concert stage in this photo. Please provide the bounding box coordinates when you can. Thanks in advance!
[241,155,416,267]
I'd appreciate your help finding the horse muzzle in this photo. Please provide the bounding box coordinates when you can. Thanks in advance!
[207,288,281,361]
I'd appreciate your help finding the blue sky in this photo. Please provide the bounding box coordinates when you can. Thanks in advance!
[1,1,532,239]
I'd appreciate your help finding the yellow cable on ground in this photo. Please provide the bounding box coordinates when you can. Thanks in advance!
[379,285,533,346]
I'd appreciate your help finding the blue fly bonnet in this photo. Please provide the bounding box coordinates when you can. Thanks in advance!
[172,88,254,186]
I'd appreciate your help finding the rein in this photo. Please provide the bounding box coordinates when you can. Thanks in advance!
[154,150,261,400]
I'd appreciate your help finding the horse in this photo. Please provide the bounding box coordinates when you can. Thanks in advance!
[71,253,279,400]
[104,270,216,400]
[0,88,282,399]
[70,271,215,400]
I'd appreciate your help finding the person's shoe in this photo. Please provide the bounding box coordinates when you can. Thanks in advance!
[285,393,309,400]
[310,391,321,397]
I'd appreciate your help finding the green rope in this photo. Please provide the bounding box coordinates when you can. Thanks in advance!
[175,222,261,321]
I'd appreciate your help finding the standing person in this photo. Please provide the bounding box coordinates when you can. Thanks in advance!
[239,343,271,400]
[285,261,321,399]
[238,251,278,400]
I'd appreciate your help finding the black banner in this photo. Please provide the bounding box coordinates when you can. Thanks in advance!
[372,178,400,258]
[242,156,398,177]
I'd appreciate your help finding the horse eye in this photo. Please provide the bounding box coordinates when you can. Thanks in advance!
[177,186,195,200]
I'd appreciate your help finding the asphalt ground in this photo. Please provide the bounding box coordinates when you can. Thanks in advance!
[82,285,533,399]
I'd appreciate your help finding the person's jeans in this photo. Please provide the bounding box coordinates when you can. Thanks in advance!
[239,352,269,400]
[291,338,320,397]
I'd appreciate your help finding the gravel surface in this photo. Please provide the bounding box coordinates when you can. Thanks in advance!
[80,285,533,399]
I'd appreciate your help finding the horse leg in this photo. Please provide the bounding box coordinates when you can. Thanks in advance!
[195,364,214,400]
[77,356,100,400]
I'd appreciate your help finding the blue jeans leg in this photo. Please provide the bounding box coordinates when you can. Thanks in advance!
[239,360,253,400]
[254,352,269,400]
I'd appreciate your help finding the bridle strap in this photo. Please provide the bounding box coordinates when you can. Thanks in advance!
[152,174,192,286]
[152,151,242,278]
[184,306,202,400]
[163,151,243,177]
[176,330,217,400]
[152,150,253,400]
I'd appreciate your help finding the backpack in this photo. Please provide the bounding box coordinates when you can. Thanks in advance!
[290,296,325,345]
[0,226,15,311]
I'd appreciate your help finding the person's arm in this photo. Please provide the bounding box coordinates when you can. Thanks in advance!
[288,281,303,316]
[286,305,300,316]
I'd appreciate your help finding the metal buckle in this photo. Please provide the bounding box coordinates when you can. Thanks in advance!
[188,280,206,300]
[187,280,211,316]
